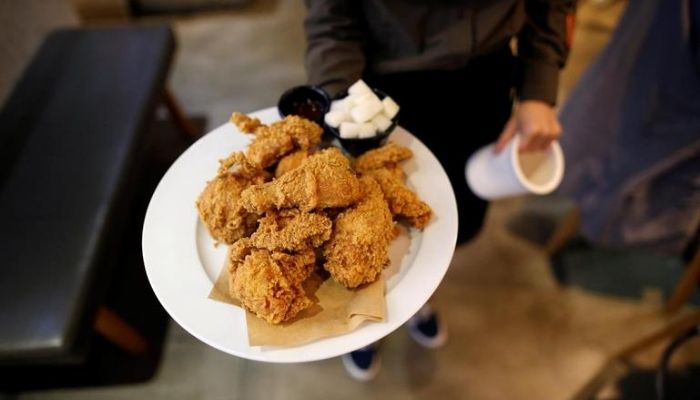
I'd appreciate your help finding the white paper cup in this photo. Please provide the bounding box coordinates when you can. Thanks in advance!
[465,135,565,200]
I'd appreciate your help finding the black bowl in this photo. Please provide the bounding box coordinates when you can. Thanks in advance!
[277,85,331,126]
[326,88,399,157]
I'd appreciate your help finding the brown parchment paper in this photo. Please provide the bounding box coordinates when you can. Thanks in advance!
[208,264,385,347]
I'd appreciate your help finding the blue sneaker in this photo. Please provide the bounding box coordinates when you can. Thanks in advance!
[407,303,447,349]
[342,343,381,381]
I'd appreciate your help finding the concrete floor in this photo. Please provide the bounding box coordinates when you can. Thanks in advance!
[16,1,700,399]
[168,0,307,130]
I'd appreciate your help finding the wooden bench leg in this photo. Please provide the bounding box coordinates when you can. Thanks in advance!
[666,248,700,314]
[95,306,149,354]
[570,310,700,400]
[162,87,200,140]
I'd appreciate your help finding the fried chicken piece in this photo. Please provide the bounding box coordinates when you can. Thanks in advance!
[217,151,267,178]
[197,176,257,244]
[354,142,413,172]
[228,239,316,292]
[196,153,269,244]
[229,248,316,324]
[275,149,311,177]
[380,164,406,181]
[231,112,263,133]
[246,128,294,169]
[354,142,432,229]
[240,147,362,213]
[274,115,324,150]
[364,168,432,229]
[245,115,323,168]
[249,209,332,252]
[323,176,395,288]
[227,237,253,272]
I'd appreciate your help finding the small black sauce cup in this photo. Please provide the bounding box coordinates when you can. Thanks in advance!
[325,88,399,157]
[277,85,331,127]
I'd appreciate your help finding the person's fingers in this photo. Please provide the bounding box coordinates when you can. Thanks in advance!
[499,107,563,153]
[521,136,544,152]
[520,118,562,152]
[552,119,563,140]
[517,123,540,152]
[537,119,562,150]
[532,135,551,151]
[539,122,557,150]
[494,116,518,153]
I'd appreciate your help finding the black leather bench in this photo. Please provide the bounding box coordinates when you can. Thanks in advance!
[0,25,183,372]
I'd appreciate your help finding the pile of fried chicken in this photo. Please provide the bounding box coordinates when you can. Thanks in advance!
[196,112,432,324]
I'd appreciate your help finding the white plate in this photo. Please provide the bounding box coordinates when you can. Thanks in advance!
[142,107,458,363]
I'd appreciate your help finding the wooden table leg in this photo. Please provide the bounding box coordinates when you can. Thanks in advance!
[666,248,700,314]
[95,306,149,354]
[613,310,700,360]
[545,207,580,256]
[162,87,200,140]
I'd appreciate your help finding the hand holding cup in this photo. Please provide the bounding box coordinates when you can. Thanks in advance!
[495,100,563,154]
[465,101,565,200]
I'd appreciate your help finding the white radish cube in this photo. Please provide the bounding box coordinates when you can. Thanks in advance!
[330,99,351,111]
[358,90,381,104]
[346,93,368,106]
[350,96,384,123]
[371,113,393,132]
[344,95,358,106]
[382,96,400,119]
[339,122,360,139]
[358,123,376,138]
[348,79,372,95]
[324,110,350,128]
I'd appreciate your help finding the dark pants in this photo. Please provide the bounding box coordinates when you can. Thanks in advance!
[365,46,515,244]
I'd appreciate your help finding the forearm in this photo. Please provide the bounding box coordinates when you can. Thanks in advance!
[517,0,576,105]
[304,0,366,96]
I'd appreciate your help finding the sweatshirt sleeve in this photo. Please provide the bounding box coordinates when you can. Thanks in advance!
[517,0,576,105]
[303,0,366,96]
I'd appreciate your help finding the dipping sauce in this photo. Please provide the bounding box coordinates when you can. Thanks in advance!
[290,98,325,122]
[277,85,331,125]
